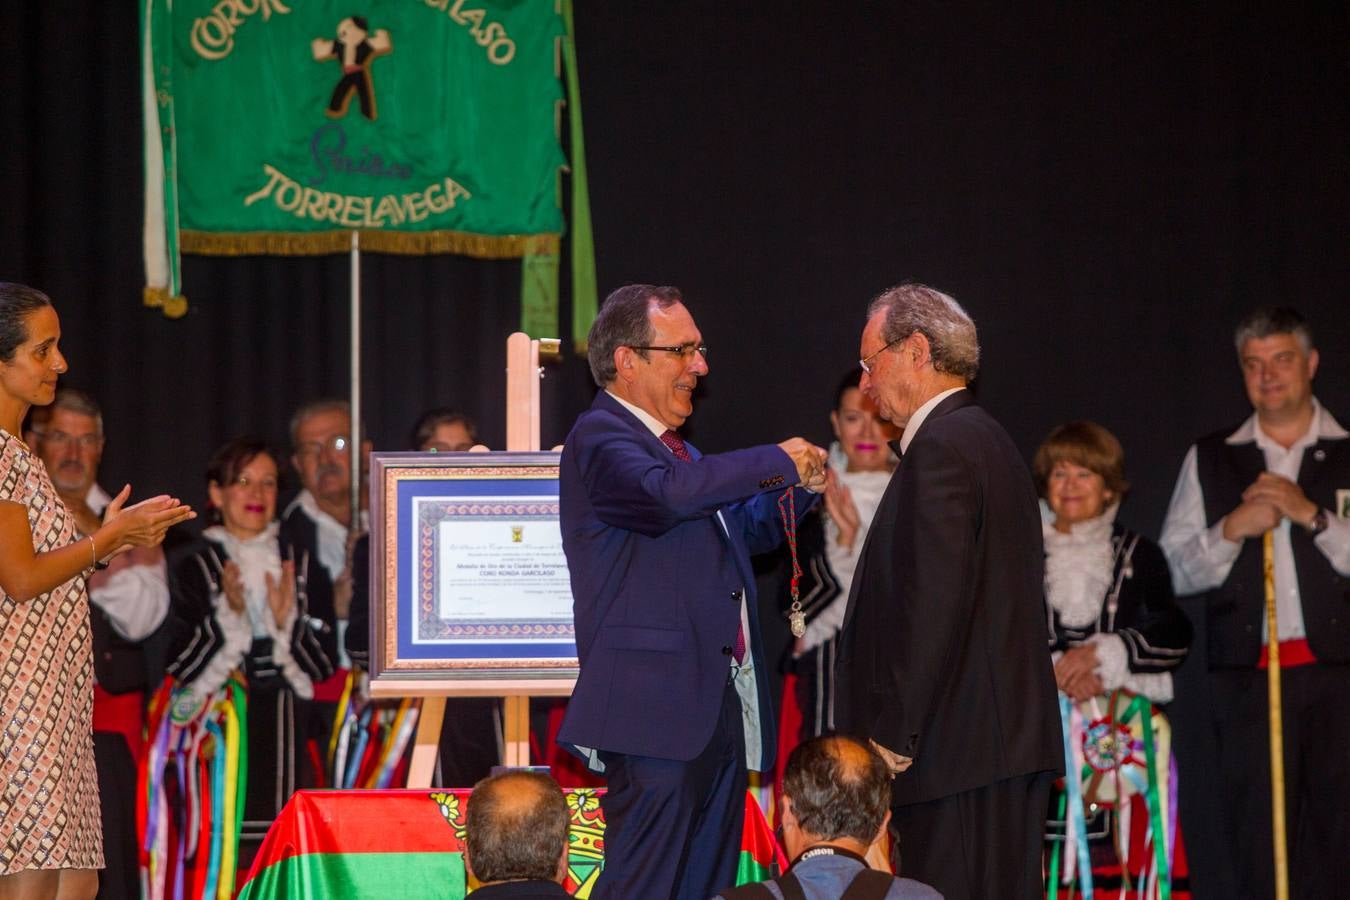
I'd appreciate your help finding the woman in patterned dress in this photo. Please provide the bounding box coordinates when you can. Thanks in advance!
[0,283,194,899]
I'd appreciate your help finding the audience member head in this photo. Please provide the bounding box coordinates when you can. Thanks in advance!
[28,387,104,498]
[780,734,892,861]
[1232,306,1318,425]
[465,770,569,887]
[0,283,64,416]
[289,399,353,515]
[587,284,707,429]
[860,283,978,427]
[410,408,478,452]
[206,437,280,539]
[1034,421,1129,532]
[830,369,899,473]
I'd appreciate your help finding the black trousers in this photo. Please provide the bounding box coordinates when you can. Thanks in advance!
[1209,664,1350,900]
[890,771,1055,900]
[328,71,374,119]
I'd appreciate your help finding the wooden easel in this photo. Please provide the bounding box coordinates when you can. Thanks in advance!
[388,333,567,788]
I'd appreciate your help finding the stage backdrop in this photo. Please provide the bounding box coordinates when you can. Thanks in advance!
[3,9,1347,896]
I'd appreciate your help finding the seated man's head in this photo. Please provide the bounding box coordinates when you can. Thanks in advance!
[465,771,569,886]
[289,399,353,512]
[29,387,104,498]
[780,735,892,860]
[409,408,478,452]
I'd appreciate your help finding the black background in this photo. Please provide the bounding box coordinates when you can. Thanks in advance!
[4,5,1348,893]
[3,4,1346,537]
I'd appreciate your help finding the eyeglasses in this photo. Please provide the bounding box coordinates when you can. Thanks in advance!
[628,344,709,360]
[859,336,907,374]
[37,430,103,450]
[295,435,350,459]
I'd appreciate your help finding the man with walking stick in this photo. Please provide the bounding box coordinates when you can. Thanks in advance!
[1161,307,1350,899]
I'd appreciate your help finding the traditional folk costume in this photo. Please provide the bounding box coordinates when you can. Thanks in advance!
[166,523,336,846]
[1043,503,1191,896]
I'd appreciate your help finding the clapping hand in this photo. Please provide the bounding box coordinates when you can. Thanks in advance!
[221,561,246,613]
[823,470,862,549]
[263,558,295,631]
[102,484,195,554]
[266,560,297,629]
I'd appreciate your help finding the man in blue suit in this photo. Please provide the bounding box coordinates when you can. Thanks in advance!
[558,284,828,900]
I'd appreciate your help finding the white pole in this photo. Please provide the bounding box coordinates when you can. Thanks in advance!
[349,231,362,530]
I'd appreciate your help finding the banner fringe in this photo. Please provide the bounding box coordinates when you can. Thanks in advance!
[143,285,188,319]
[180,230,559,259]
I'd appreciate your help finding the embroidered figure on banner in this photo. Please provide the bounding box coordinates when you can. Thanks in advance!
[312,16,392,120]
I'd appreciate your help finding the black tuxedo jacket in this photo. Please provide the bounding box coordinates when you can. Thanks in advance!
[837,390,1062,805]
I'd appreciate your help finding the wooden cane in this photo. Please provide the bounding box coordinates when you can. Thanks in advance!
[1263,530,1289,900]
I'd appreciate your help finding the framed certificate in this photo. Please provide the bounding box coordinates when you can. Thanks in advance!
[368,451,577,696]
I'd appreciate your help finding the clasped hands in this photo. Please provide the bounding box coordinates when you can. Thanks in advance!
[1221,472,1320,542]
[778,438,829,492]
[1054,644,1103,702]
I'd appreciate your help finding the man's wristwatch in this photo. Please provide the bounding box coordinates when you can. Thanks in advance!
[1304,508,1329,536]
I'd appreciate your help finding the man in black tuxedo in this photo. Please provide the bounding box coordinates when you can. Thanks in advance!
[836,282,1062,900]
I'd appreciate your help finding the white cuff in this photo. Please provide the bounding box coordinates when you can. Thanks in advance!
[1206,518,1244,564]
[1088,633,1129,691]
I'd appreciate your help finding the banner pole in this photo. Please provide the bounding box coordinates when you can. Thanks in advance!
[348,230,364,534]
[349,231,362,531]
[1263,530,1289,900]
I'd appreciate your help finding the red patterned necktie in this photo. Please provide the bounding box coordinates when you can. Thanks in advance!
[661,429,745,663]
[660,429,693,462]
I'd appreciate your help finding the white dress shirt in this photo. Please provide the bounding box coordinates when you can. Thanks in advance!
[899,386,966,454]
[1159,400,1350,642]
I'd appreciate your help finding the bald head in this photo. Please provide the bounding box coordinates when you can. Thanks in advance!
[782,734,892,844]
[465,771,569,885]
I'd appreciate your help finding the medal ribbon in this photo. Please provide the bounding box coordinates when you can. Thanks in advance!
[777,490,804,629]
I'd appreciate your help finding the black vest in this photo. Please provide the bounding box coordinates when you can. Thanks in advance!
[1194,426,1350,667]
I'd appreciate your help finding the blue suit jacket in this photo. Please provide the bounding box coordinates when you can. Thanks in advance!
[557,391,813,771]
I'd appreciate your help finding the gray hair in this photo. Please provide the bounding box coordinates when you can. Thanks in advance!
[465,771,569,883]
[29,386,104,436]
[867,282,980,381]
[1233,306,1313,355]
[586,284,684,387]
[288,398,351,447]
[783,734,891,843]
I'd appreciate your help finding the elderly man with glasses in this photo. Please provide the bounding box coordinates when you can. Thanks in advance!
[280,399,367,708]
[837,283,1062,900]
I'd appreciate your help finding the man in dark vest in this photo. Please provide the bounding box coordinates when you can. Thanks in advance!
[1161,306,1350,899]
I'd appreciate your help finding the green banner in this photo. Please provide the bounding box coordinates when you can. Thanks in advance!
[143,0,567,311]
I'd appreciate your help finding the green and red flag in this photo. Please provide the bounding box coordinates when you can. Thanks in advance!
[237,788,783,898]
